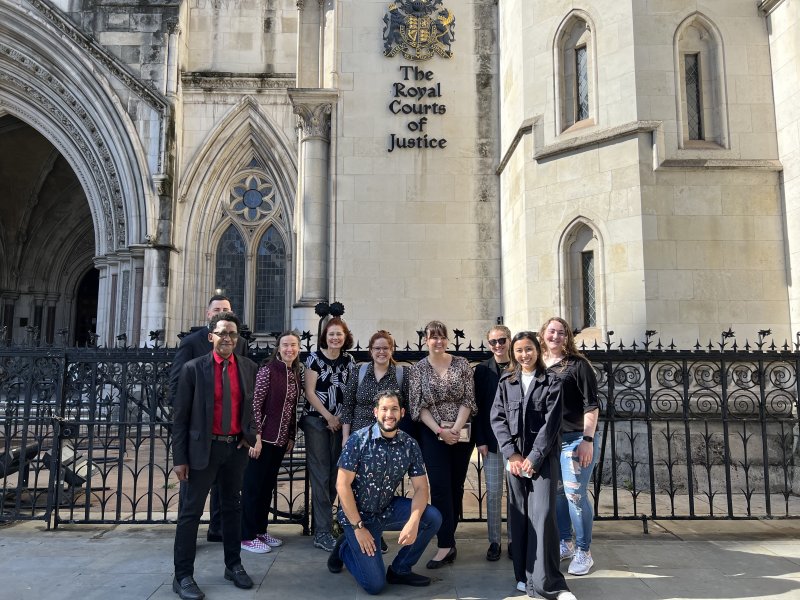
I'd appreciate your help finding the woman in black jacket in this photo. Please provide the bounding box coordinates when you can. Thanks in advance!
[491,331,575,600]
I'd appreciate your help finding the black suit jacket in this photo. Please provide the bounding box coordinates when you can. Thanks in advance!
[172,352,258,470]
[473,356,505,452]
[169,325,249,405]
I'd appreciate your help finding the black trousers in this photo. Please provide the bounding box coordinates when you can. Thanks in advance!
[507,451,570,599]
[174,439,248,579]
[240,443,287,541]
[417,427,474,548]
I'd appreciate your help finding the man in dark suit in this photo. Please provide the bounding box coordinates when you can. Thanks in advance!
[172,311,257,600]
[170,294,249,542]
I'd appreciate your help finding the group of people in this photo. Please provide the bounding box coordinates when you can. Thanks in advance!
[168,295,600,600]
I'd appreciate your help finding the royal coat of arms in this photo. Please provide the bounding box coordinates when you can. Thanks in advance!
[383,0,456,61]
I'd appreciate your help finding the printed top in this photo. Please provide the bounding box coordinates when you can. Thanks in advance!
[303,351,355,417]
[253,360,303,447]
[408,355,477,422]
[337,423,426,520]
[341,362,409,431]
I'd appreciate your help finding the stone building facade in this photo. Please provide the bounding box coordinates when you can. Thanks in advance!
[0,0,797,348]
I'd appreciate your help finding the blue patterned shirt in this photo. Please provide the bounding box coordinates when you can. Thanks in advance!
[337,423,426,520]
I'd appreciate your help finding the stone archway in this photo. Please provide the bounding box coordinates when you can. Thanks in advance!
[0,1,170,345]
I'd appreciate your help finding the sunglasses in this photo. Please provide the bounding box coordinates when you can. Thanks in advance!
[211,331,239,340]
[488,337,507,346]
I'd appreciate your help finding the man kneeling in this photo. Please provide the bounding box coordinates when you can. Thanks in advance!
[328,390,441,595]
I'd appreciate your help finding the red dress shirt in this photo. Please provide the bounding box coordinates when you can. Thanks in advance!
[212,351,242,435]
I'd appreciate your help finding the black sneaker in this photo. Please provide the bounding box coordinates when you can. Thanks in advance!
[327,534,345,573]
[381,536,389,554]
[386,566,431,587]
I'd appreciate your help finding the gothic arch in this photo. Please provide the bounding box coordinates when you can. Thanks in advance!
[673,12,729,148]
[0,5,157,254]
[556,215,607,333]
[175,97,298,328]
[552,8,600,134]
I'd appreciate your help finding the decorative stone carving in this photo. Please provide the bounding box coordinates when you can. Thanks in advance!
[293,102,333,140]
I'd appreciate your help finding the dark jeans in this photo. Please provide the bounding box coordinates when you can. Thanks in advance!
[241,443,287,541]
[417,426,474,548]
[174,439,248,579]
[300,414,342,534]
[507,451,570,600]
[337,498,442,595]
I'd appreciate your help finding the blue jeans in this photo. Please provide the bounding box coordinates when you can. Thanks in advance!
[337,497,442,595]
[556,431,600,551]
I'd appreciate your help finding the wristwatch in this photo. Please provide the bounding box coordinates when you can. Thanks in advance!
[355,520,364,529]
[582,435,594,443]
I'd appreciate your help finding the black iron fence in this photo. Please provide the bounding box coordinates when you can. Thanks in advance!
[2,340,799,529]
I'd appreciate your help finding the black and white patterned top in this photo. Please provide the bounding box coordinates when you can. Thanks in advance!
[341,363,409,431]
[303,351,355,417]
[337,423,426,520]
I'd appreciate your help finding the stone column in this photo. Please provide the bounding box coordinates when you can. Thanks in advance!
[296,0,322,88]
[288,89,338,305]
[139,174,173,346]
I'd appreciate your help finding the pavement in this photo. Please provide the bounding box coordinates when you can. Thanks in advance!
[2,519,800,600]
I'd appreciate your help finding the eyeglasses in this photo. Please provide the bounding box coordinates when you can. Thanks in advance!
[211,331,239,340]
[371,346,392,353]
[488,337,507,346]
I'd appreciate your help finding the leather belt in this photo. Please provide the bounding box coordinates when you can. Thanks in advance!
[211,433,241,443]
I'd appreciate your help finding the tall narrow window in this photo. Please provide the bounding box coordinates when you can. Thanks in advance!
[556,12,596,132]
[254,226,286,333]
[581,251,596,327]
[576,46,589,122]
[215,225,246,317]
[684,53,703,140]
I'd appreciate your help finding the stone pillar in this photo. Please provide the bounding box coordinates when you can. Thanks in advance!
[139,175,173,346]
[296,0,322,88]
[288,89,338,305]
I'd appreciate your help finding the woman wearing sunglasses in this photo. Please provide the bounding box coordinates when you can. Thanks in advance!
[473,325,512,561]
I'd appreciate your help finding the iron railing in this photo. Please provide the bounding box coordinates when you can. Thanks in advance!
[2,337,799,529]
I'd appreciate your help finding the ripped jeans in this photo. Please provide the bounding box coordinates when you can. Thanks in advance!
[556,431,600,551]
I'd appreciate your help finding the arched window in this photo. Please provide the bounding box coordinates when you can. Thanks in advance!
[561,220,603,333]
[674,14,728,148]
[255,226,286,333]
[555,12,597,132]
[214,225,246,320]
[211,163,290,336]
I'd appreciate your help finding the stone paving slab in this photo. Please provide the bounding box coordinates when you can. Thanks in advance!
[2,520,800,599]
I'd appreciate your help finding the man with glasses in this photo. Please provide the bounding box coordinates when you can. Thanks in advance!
[169,295,249,543]
[473,325,512,561]
[172,311,258,600]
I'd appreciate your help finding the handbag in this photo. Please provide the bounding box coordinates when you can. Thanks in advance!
[439,421,472,442]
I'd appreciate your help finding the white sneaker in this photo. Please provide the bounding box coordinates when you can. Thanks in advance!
[241,538,271,554]
[557,592,577,600]
[568,548,593,576]
[258,532,283,547]
[516,581,526,592]
[559,539,575,561]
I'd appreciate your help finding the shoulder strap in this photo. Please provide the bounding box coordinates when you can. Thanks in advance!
[358,362,369,386]
[395,365,404,389]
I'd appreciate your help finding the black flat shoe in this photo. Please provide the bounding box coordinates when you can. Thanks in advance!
[386,566,431,587]
[425,547,457,569]
[173,576,204,600]
[486,542,501,561]
[224,564,254,589]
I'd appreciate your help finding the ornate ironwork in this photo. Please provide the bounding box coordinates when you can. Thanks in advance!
[3,330,800,528]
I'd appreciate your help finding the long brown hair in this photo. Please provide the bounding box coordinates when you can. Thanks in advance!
[267,330,303,381]
[538,316,589,368]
